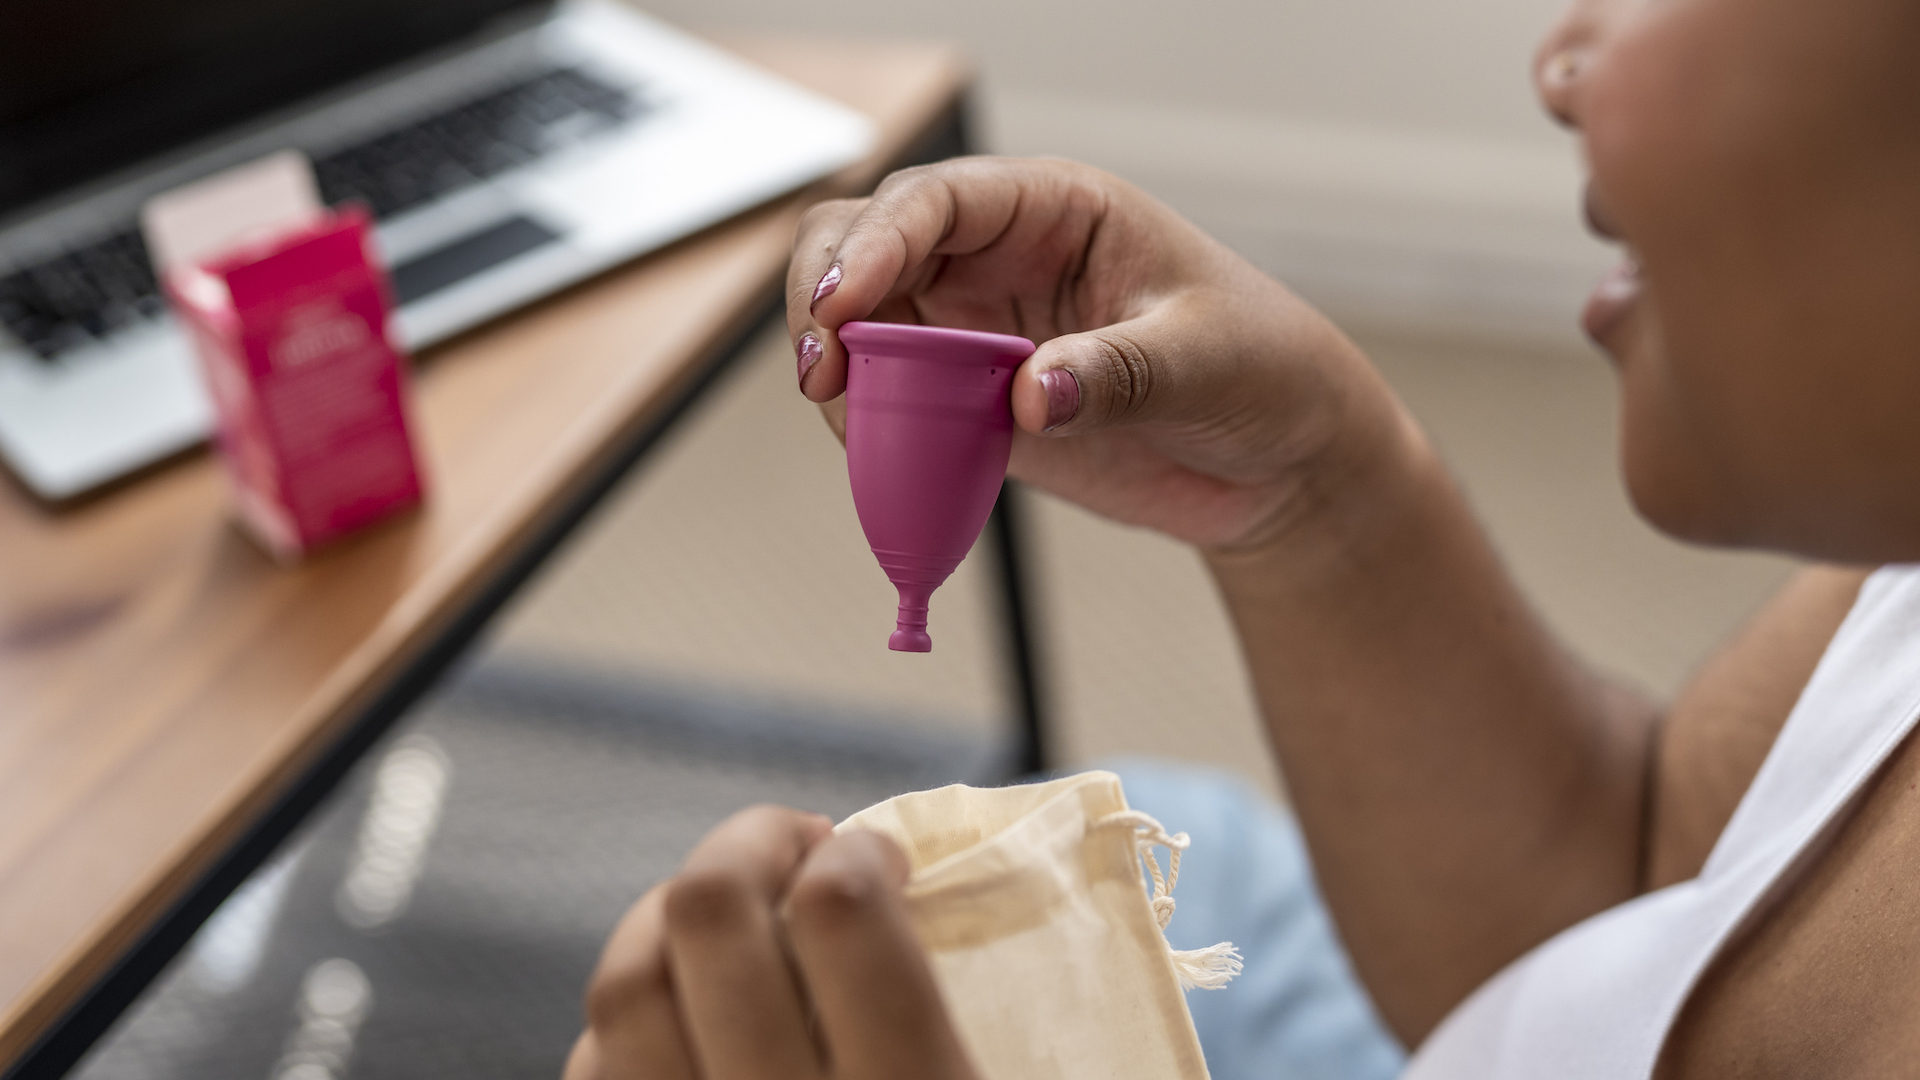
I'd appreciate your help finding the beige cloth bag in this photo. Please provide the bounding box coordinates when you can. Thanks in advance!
[838,770,1241,1080]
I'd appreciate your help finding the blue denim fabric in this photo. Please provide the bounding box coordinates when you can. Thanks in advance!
[1105,758,1407,1080]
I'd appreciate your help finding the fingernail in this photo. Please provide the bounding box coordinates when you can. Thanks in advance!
[796,333,823,390]
[1039,368,1080,431]
[810,263,842,312]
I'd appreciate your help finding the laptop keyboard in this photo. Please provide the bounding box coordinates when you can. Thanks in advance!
[0,67,641,362]
[312,67,639,221]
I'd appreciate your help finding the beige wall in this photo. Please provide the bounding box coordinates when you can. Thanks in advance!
[654,0,1570,145]
[497,6,1797,795]
[649,0,1608,343]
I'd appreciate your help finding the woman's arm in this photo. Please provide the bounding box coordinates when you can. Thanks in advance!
[567,158,1863,1072]
[781,155,1699,1046]
[1216,459,1867,1049]
[1207,419,1656,1045]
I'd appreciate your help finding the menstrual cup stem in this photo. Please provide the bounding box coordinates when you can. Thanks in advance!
[890,582,935,652]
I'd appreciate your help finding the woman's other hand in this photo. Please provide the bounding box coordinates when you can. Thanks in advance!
[788,157,1415,554]
[562,806,978,1080]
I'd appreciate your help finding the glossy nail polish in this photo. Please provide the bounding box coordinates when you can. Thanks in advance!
[810,263,842,312]
[1039,368,1080,431]
[796,333,823,389]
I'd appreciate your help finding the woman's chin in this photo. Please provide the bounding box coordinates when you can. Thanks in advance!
[1619,433,1751,550]
[1625,480,1718,545]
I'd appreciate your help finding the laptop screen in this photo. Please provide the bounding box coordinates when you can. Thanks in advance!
[0,0,549,222]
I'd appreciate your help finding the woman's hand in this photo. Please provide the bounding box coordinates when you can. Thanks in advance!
[788,156,1413,552]
[563,806,979,1080]
[786,158,1670,1042]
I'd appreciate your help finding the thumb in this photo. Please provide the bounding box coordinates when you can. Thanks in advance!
[1012,316,1184,436]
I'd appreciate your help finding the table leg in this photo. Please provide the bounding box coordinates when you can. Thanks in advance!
[905,96,1055,777]
[987,481,1050,775]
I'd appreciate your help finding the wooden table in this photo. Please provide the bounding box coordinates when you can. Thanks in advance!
[0,39,999,1077]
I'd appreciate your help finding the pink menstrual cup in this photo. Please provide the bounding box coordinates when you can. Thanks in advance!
[840,321,1036,652]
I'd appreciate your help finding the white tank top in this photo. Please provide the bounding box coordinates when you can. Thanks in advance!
[1405,564,1920,1079]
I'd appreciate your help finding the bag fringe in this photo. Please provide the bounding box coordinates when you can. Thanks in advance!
[1096,809,1243,991]
[1170,942,1244,991]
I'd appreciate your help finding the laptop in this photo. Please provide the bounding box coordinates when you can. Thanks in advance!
[0,0,874,502]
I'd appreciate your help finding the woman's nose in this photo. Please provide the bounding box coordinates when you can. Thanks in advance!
[1534,0,1628,128]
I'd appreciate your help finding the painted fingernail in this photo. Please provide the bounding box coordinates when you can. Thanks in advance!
[810,263,842,312]
[796,333,823,390]
[1040,368,1080,431]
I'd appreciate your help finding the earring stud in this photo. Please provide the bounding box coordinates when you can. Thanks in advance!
[1544,49,1584,87]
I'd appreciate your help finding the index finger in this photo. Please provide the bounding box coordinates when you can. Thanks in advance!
[790,157,1033,403]
[578,886,697,1080]
[781,830,978,1080]
[789,197,863,400]
[666,806,835,1079]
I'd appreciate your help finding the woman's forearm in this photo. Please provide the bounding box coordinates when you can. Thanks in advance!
[1206,408,1657,1045]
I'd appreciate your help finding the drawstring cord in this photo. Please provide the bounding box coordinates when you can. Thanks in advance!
[1096,810,1244,990]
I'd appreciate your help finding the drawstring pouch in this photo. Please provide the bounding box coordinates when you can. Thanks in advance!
[838,770,1240,1080]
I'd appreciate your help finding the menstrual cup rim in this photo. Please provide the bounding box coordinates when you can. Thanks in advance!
[838,320,1036,363]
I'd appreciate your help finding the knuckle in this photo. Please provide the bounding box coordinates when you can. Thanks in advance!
[796,201,832,231]
[1088,333,1155,421]
[733,802,808,835]
[797,197,861,234]
[787,860,884,935]
[870,165,950,217]
[872,162,935,195]
[584,955,671,1029]
[663,866,758,935]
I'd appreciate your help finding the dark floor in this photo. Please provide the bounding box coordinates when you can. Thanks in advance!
[70,658,1005,1080]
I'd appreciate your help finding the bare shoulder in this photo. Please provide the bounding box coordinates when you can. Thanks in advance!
[1660,646,1920,1079]
[1646,564,1875,889]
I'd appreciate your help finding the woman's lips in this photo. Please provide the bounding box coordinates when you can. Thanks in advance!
[1583,258,1641,343]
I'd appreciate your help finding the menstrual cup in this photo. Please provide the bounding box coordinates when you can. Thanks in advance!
[841,321,1036,652]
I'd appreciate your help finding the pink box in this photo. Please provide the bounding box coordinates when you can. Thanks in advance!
[166,207,424,561]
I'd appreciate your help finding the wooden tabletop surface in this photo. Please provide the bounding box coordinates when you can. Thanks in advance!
[0,38,968,1065]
